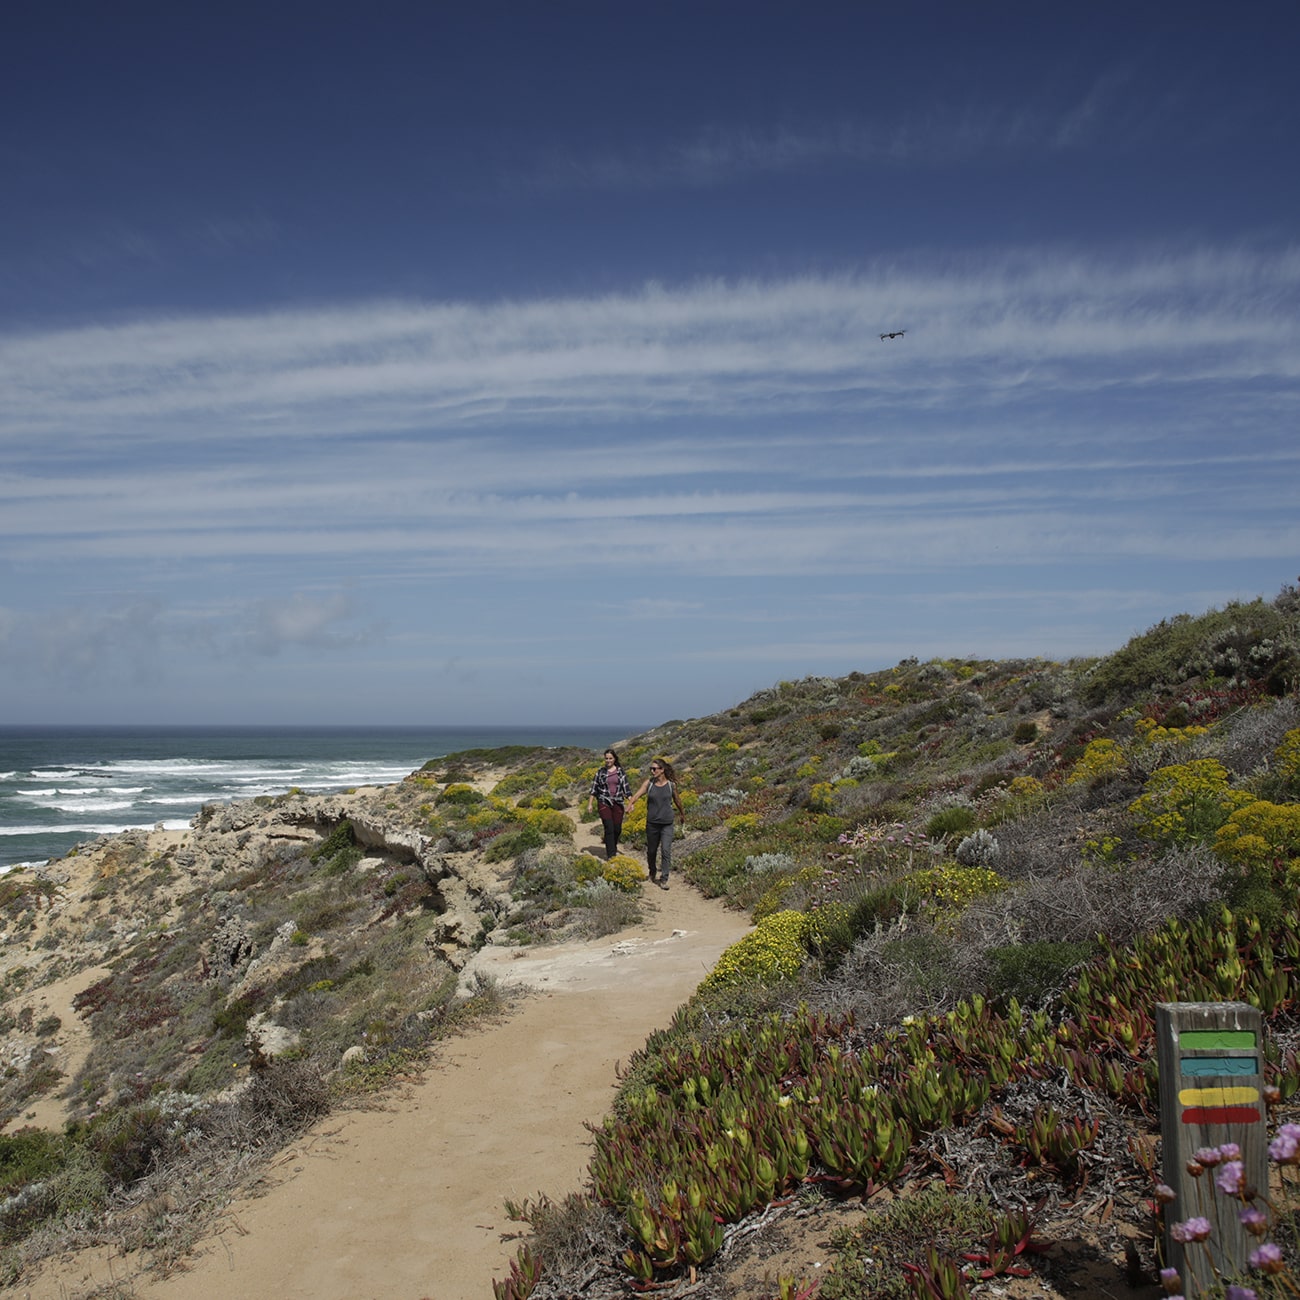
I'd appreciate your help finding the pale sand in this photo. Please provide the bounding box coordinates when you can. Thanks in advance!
[21,821,747,1300]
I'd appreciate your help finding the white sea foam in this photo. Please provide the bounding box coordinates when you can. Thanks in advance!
[40,799,138,814]
[148,793,227,806]
[15,786,146,799]
[0,821,188,837]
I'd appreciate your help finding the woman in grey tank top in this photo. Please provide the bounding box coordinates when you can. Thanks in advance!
[626,757,686,889]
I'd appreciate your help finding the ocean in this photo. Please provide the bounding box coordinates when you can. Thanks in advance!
[0,725,631,872]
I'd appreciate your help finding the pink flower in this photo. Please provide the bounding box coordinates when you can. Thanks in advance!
[1195,1145,1224,1167]
[1171,1217,1212,1243]
[1227,1287,1259,1300]
[1159,1266,1181,1292]
[1269,1122,1300,1164]
[1240,1206,1268,1236]
[1216,1160,1245,1195]
[1250,1242,1284,1274]
[1154,1183,1177,1204]
[1219,1141,1241,1161]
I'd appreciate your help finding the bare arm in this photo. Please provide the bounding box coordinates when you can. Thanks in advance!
[626,779,650,809]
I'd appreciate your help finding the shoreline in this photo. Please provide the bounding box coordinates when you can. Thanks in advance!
[0,726,627,872]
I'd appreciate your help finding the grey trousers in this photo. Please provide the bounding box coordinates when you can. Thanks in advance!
[646,822,674,880]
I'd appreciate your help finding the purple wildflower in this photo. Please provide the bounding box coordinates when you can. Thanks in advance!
[1227,1287,1259,1300]
[1240,1206,1269,1236]
[1269,1122,1300,1165]
[1154,1183,1177,1204]
[1195,1145,1224,1167]
[1219,1141,1242,1161]
[1216,1160,1245,1195]
[1159,1266,1181,1293]
[1171,1216,1213,1243]
[1250,1241,1285,1274]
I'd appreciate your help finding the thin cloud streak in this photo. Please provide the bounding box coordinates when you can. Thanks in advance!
[3,248,1297,446]
[527,79,1159,192]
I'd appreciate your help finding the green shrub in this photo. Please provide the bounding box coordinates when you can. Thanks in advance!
[440,783,484,805]
[924,806,976,842]
[310,820,361,874]
[572,853,604,883]
[520,808,574,837]
[876,930,958,1003]
[1013,720,1038,744]
[1082,597,1296,704]
[1226,865,1291,931]
[483,824,545,863]
[0,1128,68,1196]
[82,1104,174,1188]
[986,940,1096,1005]
[820,1185,994,1300]
[752,864,824,923]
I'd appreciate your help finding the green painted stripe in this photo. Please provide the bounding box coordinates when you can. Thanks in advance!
[1180,1030,1256,1050]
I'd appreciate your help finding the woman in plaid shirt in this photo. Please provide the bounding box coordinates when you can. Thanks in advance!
[587,748,631,860]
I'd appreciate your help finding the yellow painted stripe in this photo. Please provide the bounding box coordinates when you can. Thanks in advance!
[1179,1085,1260,1107]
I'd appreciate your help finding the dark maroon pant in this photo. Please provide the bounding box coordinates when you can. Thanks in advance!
[597,803,624,858]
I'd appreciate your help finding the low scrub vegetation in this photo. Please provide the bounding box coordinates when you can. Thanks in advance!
[493,582,1300,1298]
[3,585,1299,1296]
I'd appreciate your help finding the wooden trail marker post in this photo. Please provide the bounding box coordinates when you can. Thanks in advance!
[1157,1001,1267,1296]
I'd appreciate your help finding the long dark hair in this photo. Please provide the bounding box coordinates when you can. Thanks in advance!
[653,757,676,782]
[604,747,622,767]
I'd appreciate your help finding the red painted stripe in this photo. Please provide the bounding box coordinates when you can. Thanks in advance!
[1182,1106,1261,1125]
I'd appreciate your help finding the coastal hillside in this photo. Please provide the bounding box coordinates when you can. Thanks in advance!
[495,583,1300,1299]
[1,583,1298,1298]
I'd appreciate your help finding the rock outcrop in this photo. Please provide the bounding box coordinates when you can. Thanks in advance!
[0,765,527,1126]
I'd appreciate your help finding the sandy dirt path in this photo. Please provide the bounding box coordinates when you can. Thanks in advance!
[22,825,748,1300]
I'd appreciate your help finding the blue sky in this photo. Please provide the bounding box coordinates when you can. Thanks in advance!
[2,2,1298,727]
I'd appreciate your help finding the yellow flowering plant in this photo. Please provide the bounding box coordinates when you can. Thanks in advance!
[700,910,810,992]
[1128,759,1253,845]
[603,854,647,892]
[1065,738,1126,786]
[1279,728,1300,788]
[1215,800,1300,876]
